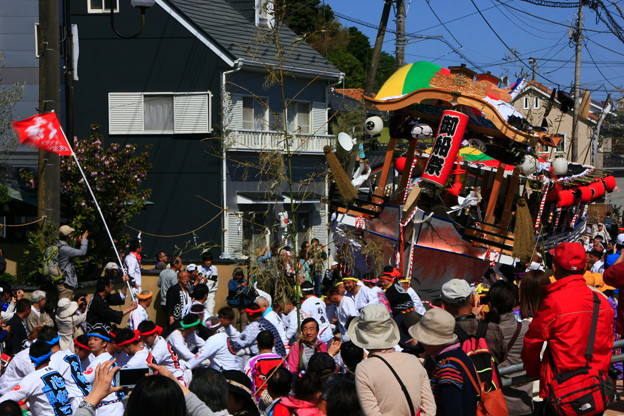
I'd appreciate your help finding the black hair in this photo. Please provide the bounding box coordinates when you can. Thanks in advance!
[594,235,604,241]
[75,334,90,350]
[115,328,139,345]
[38,326,59,344]
[156,251,167,260]
[190,304,205,314]
[300,281,314,293]
[307,352,336,380]
[218,306,235,320]
[188,368,228,412]
[301,241,309,250]
[485,280,519,324]
[124,374,186,416]
[15,298,31,314]
[128,239,142,252]
[0,400,21,416]
[181,314,200,327]
[326,379,362,416]
[170,257,181,268]
[29,340,52,361]
[89,327,110,339]
[232,267,244,277]
[301,317,319,331]
[192,284,208,301]
[293,371,322,403]
[256,330,274,350]
[589,250,604,258]
[267,366,292,399]
[201,252,213,262]
[340,341,364,373]
[382,266,394,273]
[73,292,87,302]
[137,320,156,334]
[96,277,112,293]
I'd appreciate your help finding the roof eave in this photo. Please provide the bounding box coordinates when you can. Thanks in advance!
[239,59,344,81]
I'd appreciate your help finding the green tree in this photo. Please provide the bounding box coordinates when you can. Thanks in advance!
[346,27,371,65]
[327,49,365,88]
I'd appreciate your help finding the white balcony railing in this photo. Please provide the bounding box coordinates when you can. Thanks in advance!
[226,130,334,153]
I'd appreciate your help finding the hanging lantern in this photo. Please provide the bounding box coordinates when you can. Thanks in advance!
[520,154,539,176]
[603,176,616,192]
[546,181,562,202]
[589,180,605,200]
[579,186,593,203]
[557,189,576,208]
[552,155,568,176]
[422,110,468,187]
[395,156,407,174]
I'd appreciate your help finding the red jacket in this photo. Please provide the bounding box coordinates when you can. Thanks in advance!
[602,260,624,334]
[521,275,614,398]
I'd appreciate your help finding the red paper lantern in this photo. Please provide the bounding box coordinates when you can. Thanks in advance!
[422,110,468,187]
[557,189,576,207]
[579,186,592,203]
[603,176,616,192]
[546,182,562,202]
[589,181,605,200]
[395,156,407,174]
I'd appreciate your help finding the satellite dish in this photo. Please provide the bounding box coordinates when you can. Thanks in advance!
[337,132,355,152]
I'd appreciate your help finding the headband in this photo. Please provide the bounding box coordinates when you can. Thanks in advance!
[244,307,263,315]
[74,339,89,351]
[334,280,344,287]
[180,319,201,330]
[88,333,111,342]
[138,326,163,337]
[108,331,117,339]
[115,330,140,347]
[379,274,395,281]
[398,278,410,283]
[46,335,61,346]
[30,350,53,366]
[342,277,359,282]
[227,379,252,396]
[206,321,221,330]
[137,291,153,300]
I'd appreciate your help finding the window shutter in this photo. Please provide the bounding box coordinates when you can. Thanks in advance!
[174,93,211,134]
[226,211,243,256]
[229,94,244,131]
[311,101,327,135]
[109,93,143,134]
[312,207,327,246]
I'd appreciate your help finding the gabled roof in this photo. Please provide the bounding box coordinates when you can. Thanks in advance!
[159,0,341,78]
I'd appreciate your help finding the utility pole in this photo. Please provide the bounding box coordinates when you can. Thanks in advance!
[395,0,406,67]
[38,0,62,230]
[528,57,536,81]
[571,1,584,163]
[365,0,392,95]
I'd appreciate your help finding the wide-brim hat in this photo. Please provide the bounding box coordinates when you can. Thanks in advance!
[347,303,400,350]
[408,308,458,346]
[57,298,79,318]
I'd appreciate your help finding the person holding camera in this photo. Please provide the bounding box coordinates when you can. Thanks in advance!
[56,296,89,352]
[57,225,89,300]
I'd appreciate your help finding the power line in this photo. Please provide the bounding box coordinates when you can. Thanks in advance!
[490,0,564,36]
[518,0,580,7]
[425,0,464,47]
[584,39,622,89]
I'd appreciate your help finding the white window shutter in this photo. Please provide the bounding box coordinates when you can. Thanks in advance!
[312,207,328,246]
[226,211,243,255]
[173,93,211,134]
[229,94,244,131]
[109,93,144,134]
[311,101,327,135]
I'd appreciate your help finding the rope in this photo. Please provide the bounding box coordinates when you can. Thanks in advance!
[0,217,46,228]
[124,209,223,238]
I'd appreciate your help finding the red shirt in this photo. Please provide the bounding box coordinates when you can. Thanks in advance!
[521,275,614,398]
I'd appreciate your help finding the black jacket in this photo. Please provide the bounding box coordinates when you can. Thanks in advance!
[5,314,28,356]
[86,291,125,332]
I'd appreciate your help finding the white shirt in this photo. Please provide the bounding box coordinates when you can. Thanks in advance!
[149,336,185,381]
[49,350,91,399]
[348,282,380,310]
[591,260,605,274]
[129,304,149,331]
[83,352,124,414]
[124,347,153,368]
[406,287,427,315]
[336,296,358,340]
[301,296,331,337]
[0,348,34,394]
[281,308,303,345]
[167,330,206,362]
[199,264,219,294]
[185,332,240,371]
[0,365,73,416]
[264,309,288,346]
[124,253,142,289]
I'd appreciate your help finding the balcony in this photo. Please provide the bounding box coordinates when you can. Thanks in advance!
[225,130,334,153]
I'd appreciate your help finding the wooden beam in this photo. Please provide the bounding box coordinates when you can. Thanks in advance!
[484,163,506,224]
[500,167,520,228]
[372,137,398,204]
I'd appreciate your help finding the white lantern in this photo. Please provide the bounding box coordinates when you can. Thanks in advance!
[364,116,383,136]
[552,155,568,176]
[520,154,538,175]
[410,123,433,140]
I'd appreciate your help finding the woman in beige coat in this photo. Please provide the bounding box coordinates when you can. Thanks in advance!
[55,297,88,351]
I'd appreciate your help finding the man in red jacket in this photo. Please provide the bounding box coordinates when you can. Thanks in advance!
[521,242,614,403]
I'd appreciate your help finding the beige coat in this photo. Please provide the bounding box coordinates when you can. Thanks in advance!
[55,312,87,352]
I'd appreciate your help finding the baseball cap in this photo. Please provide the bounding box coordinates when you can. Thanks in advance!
[549,242,586,271]
[616,234,624,245]
[59,225,75,236]
[441,279,473,303]
[104,262,119,271]
[186,264,198,272]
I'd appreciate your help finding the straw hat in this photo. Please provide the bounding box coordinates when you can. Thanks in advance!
[347,303,400,350]
[57,298,79,318]
[408,308,458,346]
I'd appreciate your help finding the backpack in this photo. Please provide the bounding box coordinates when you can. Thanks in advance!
[455,320,501,392]
[41,244,63,282]
[251,356,283,406]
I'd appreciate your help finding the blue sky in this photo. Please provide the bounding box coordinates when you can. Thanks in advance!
[325,0,623,103]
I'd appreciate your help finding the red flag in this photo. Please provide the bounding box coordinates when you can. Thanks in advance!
[11,113,72,156]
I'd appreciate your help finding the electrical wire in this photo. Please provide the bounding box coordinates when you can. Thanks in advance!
[489,0,563,37]
[584,39,622,89]
[425,0,464,48]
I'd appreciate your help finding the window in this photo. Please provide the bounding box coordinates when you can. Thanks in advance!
[286,101,311,134]
[523,97,530,110]
[109,92,212,134]
[534,96,540,109]
[543,134,567,154]
[88,0,119,13]
[243,97,269,131]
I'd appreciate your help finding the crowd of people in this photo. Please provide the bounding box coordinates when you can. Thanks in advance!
[0,223,622,416]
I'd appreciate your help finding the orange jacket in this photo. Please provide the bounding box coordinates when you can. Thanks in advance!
[521,275,614,398]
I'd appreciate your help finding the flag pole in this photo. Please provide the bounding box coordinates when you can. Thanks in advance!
[65,136,136,301]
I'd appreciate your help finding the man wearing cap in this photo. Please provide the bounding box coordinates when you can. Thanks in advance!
[409,308,477,415]
[57,225,89,300]
[56,297,87,352]
[352,303,436,416]
[26,290,53,333]
[0,340,73,415]
[138,321,187,382]
[440,278,507,364]
[129,290,152,331]
[522,242,614,405]
[83,328,124,415]
[343,276,380,311]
